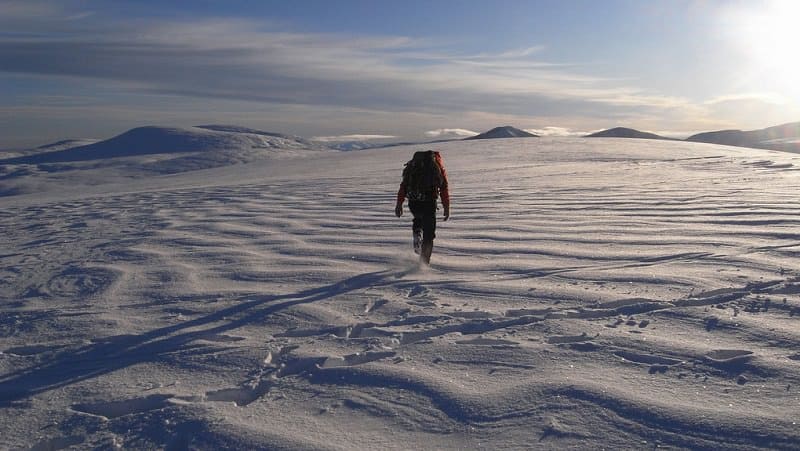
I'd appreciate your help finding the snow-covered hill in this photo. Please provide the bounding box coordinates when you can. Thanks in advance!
[1,125,324,164]
[3,137,800,449]
[465,125,538,139]
[687,121,800,153]
[586,126,672,140]
[0,126,332,196]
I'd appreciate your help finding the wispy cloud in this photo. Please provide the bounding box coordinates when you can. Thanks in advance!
[525,126,585,137]
[311,134,397,142]
[703,92,786,106]
[699,92,800,130]
[65,11,95,21]
[424,128,478,139]
[0,6,694,120]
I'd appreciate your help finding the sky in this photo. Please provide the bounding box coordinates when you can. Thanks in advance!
[2,0,800,148]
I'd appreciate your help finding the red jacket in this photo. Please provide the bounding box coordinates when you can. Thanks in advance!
[396,151,450,208]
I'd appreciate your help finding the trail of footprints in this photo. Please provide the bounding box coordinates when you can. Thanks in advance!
[51,275,795,416]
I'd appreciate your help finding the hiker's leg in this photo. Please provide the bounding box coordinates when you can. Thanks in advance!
[409,202,424,254]
[412,215,422,236]
[419,201,437,263]
[409,202,423,233]
[420,201,436,243]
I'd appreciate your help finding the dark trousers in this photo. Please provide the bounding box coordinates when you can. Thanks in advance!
[409,200,436,243]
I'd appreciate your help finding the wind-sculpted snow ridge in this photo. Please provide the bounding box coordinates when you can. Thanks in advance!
[3,138,800,449]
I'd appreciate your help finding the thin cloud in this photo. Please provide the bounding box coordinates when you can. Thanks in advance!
[525,126,585,137]
[496,46,546,59]
[655,130,695,139]
[458,45,547,60]
[703,92,786,106]
[424,128,478,139]
[0,10,696,119]
[699,92,800,130]
[311,134,397,142]
[65,11,95,21]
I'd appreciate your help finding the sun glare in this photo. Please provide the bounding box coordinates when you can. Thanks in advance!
[733,0,800,100]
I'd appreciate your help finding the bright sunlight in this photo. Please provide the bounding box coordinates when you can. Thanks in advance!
[731,0,800,101]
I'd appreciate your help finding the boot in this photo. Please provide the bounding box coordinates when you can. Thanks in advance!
[420,240,433,265]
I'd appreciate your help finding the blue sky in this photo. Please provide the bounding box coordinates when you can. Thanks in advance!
[2,0,800,147]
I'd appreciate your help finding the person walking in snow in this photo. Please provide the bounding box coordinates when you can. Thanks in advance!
[395,150,450,264]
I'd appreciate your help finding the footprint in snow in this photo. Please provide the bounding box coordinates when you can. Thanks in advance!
[407,284,428,297]
[405,284,437,306]
[363,298,388,313]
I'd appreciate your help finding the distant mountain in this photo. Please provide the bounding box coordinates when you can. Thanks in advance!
[0,125,324,164]
[686,129,752,147]
[464,126,538,140]
[585,127,672,140]
[687,122,800,152]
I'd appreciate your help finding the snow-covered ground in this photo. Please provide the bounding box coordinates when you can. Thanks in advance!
[2,137,800,449]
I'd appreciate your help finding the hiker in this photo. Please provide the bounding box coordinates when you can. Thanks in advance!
[395,150,450,264]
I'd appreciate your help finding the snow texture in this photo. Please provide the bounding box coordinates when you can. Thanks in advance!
[3,136,800,449]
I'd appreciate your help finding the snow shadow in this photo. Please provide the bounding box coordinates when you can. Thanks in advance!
[0,270,399,404]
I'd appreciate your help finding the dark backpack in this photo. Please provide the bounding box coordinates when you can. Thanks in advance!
[403,150,443,201]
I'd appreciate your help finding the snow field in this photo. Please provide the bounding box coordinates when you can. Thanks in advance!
[3,138,800,449]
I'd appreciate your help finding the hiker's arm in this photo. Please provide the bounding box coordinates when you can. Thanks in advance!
[395,182,406,217]
[440,168,450,221]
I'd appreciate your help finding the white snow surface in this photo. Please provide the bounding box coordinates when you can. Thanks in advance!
[3,137,800,449]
